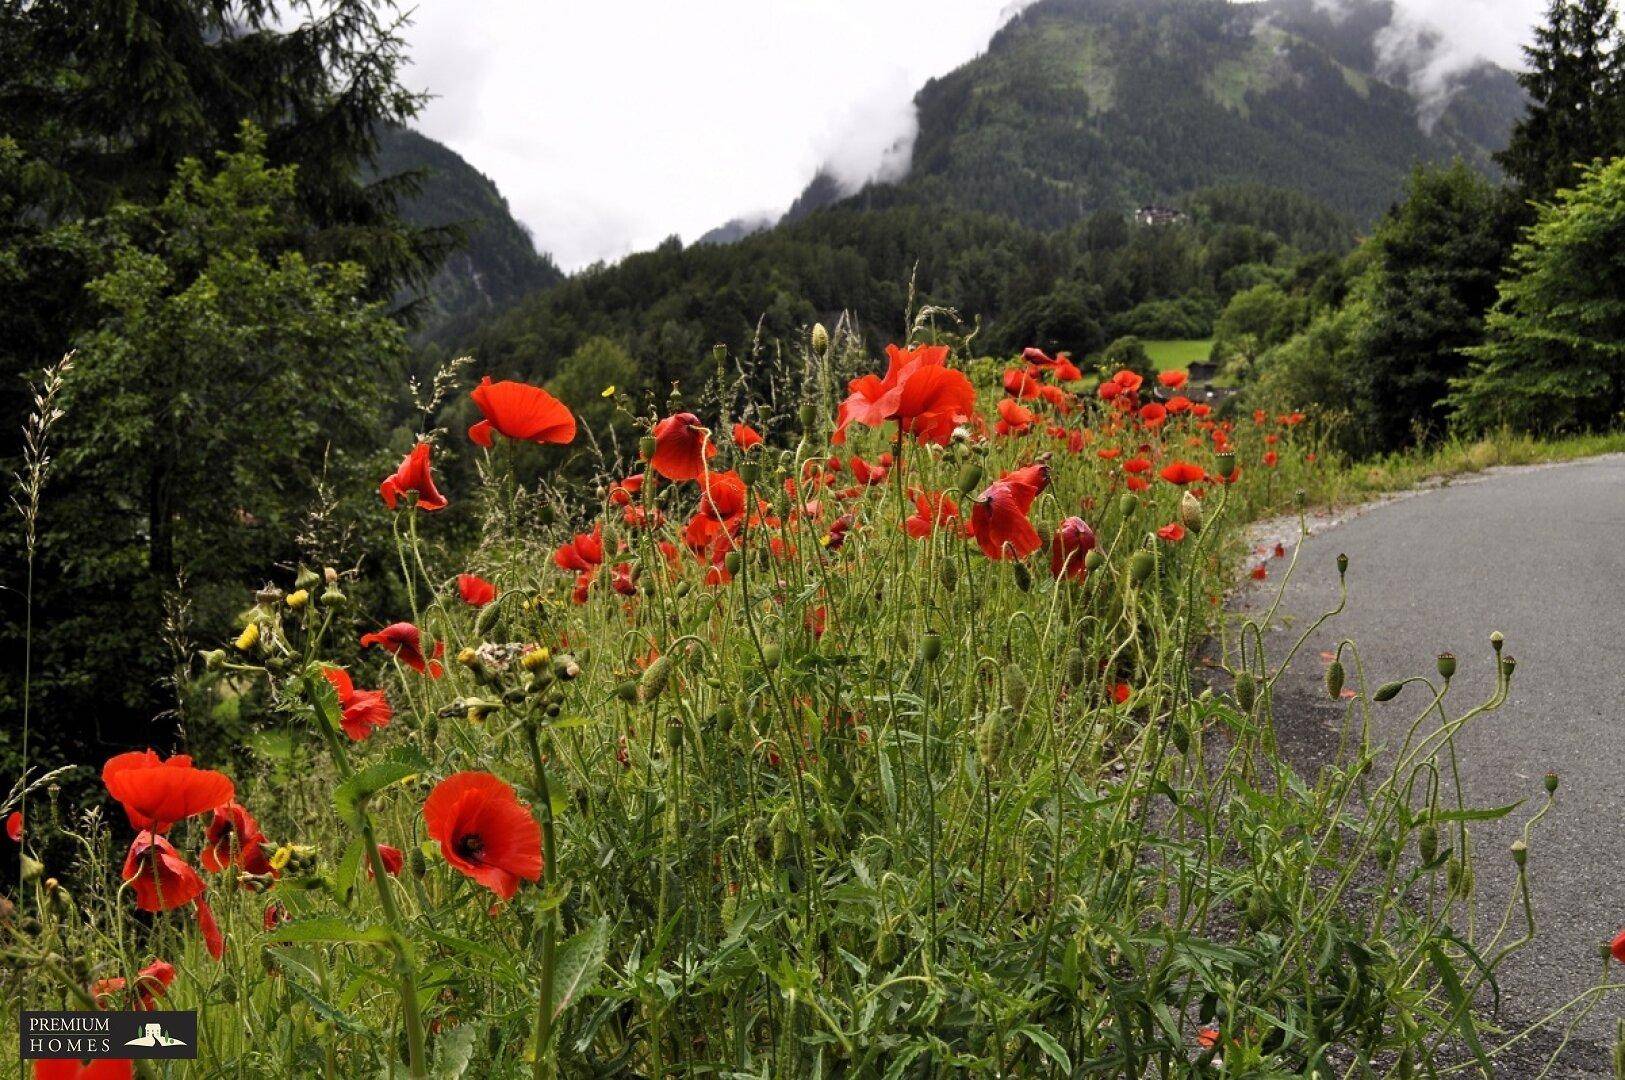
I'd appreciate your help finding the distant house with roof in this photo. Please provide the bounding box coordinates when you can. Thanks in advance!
[1134,204,1189,227]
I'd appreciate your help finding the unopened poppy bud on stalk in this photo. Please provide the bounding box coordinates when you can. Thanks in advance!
[1418,824,1438,863]
[1373,681,1403,702]
[1234,672,1256,712]
[1117,494,1136,518]
[1084,549,1105,573]
[976,713,1002,769]
[955,463,984,495]
[1179,491,1203,533]
[1129,550,1155,584]
[638,654,675,703]
[1324,660,1344,699]
[811,323,829,354]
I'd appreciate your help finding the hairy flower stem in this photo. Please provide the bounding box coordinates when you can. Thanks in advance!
[304,672,428,1078]
[526,722,560,1080]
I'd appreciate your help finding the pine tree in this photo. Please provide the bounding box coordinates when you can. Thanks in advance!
[1496,0,1625,206]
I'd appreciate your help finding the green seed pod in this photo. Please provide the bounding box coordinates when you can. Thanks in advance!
[920,632,942,663]
[1012,560,1031,592]
[665,716,684,751]
[1325,660,1345,699]
[737,460,760,483]
[1418,823,1438,863]
[638,654,674,703]
[976,713,1002,769]
[674,580,693,598]
[1065,646,1087,687]
[761,644,781,670]
[1214,449,1236,476]
[955,462,984,496]
[1373,681,1403,702]
[219,981,238,1004]
[1129,550,1155,584]
[1084,549,1105,573]
[715,701,736,732]
[1544,771,1559,795]
[1235,672,1256,712]
[639,435,657,459]
[1005,665,1029,714]
[1500,655,1517,680]
[724,551,742,575]
[1117,493,1137,518]
[1435,652,1456,680]
[1336,553,1349,577]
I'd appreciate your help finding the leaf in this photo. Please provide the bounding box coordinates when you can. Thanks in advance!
[551,918,610,1021]
[282,974,371,1036]
[1017,1026,1072,1072]
[268,917,398,949]
[432,1024,479,1078]
[1432,799,1523,824]
[333,761,418,827]
[330,838,363,904]
[1427,942,1492,1075]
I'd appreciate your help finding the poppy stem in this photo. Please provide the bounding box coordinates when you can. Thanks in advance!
[526,722,559,1080]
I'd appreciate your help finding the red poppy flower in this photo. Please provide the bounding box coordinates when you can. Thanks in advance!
[121,831,204,912]
[904,489,961,539]
[1097,447,1122,460]
[423,771,543,900]
[1263,450,1279,468]
[1611,928,1625,964]
[836,344,974,446]
[33,1059,134,1079]
[457,573,497,607]
[1112,682,1132,704]
[1003,367,1041,399]
[379,442,447,512]
[321,666,393,741]
[609,473,645,505]
[360,622,444,678]
[1138,403,1167,427]
[102,751,234,833]
[1159,461,1205,485]
[196,896,223,960]
[732,422,763,449]
[93,959,176,1011]
[1110,369,1143,393]
[1166,395,1191,414]
[371,844,405,878]
[553,523,605,574]
[1158,370,1188,389]
[467,377,575,448]
[200,802,268,873]
[1157,523,1187,542]
[996,397,1037,436]
[1050,516,1098,580]
[649,413,716,481]
[612,562,638,596]
[970,463,1049,561]
[1123,457,1151,474]
[6,811,20,842]
[1053,356,1084,383]
[1126,475,1150,492]
[849,455,888,486]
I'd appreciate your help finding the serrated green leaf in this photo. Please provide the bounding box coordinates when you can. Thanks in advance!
[333,761,418,827]
[1017,1025,1072,1072]
[551,918,609,1020]
[432,1023,478,1078]
[268,917,397,948]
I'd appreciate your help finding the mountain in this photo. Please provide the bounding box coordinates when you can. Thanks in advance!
[781,0,1523,230]
[371,125,564,344]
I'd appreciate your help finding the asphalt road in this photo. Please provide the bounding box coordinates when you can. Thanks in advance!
[1236,454,1625,1076]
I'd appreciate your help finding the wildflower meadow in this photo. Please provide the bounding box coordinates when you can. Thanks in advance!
[6,319,1612,1079]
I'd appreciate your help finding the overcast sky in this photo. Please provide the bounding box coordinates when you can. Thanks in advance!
[400,0,1545,272]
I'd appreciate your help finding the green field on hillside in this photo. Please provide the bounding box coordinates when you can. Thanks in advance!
[1143,338,1213,370]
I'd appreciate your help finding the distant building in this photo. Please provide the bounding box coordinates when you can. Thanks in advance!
[1134,204,1189,227]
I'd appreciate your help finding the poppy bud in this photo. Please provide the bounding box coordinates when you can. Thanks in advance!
[1179,491,1203,533]
[1373,681,1403,702]
[761,644,781,670]
[1295,489,1306,508]
[955,463,983,495]
[725,551,742,575]
[1012,560,1031,592]
[1544,771,1558,795]
[920,632,942,663]
[474,601,501,637]
[1447,858,1473,896]
[1129,550,1155,584]
[1117,494,1137,518]
[638,654,675,703]
[939,559,958,592]
[1005,666,1029,714]
[811,323,829,354]
[409,847,427,879]
[1435,653,1456,680]
[797,403,817,428]
[1418,824,1438,863]
[1336,553,1348,577]
[1234,672,1256,712]
[202,648,227,670]
[976,713,1002,768]
[738,461,760,484]
[1169,720,1189,754]
[1325,660,1344,699]
[1084,549,1105,573]
[1065,647,1086,686]
[235,622,260,652]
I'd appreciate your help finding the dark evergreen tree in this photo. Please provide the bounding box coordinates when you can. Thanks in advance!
[1496,0,1625,206]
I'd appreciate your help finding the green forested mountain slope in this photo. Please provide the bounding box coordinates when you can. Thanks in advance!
[371,125,564,343]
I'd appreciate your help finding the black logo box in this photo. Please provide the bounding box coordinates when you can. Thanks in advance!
[19,1011,198,1060]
